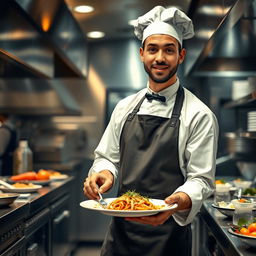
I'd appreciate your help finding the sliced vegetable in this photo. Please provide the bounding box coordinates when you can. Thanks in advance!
[11,172,37,181]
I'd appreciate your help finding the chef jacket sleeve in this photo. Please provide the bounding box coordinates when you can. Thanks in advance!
[172,110,219,226]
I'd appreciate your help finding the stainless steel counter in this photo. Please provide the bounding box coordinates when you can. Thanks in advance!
[201,200,256,256]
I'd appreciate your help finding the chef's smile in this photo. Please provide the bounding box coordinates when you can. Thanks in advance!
[152,64,169,73]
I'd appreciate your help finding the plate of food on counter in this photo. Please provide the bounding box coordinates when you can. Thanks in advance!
[9,169,68,184]
[212,199,256,217]
[0,182,42,193]
[45,170,69,180]
[228,222,256,247]
[80,190,178,217]
[9,170,51,185]
[0,193,20,206]
[233,178,252,189]
[215,179,237,192]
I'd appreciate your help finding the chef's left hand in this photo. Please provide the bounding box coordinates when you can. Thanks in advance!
[125,192,192,226]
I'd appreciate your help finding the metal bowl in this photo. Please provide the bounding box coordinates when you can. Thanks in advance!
[236,162,256,180]
[0,193,19,207]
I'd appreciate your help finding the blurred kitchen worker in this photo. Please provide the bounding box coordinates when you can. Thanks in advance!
[83,5,218,256]
[0,114,18,176]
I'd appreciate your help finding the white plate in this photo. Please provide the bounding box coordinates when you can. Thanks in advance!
[0,185,42,193]
[228,228,256,247]
[9,179,51,186]
[0,193,20,206]
[212,203,256,217]
[212,203,235,217]
[80,198,178,217]
[50,174,68,180]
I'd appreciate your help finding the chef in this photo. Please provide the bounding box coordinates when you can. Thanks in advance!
[83,5,219,256]
[0,114,18,176]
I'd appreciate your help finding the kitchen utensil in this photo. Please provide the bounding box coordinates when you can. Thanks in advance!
[0,180,14,189]
[97,191,108,208]
[237,188,242,200]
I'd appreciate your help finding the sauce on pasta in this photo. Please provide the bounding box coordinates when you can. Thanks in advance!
[107,191,165,211]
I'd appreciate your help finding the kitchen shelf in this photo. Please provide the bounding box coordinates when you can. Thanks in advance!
[223,91,256,108]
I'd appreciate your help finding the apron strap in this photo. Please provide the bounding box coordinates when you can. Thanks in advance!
[170,86,184,127]
[127,95,146,121]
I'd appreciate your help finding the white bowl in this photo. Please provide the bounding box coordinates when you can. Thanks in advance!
[231,199,256,209]
[233,180,252,189]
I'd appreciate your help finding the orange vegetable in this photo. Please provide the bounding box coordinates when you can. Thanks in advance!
[36,170,50,180]
[238,198,247,203]
[248,223,256,233]
[240,227,250,236]
[11,172,37,181]
[249,231,256,237]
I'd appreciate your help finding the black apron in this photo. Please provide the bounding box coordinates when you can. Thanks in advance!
[101,86,192,256]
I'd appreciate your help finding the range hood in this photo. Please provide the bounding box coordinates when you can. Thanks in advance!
[185,0,256,77]
[0,79,81,116]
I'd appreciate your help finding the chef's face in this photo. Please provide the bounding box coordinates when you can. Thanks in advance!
[140,34,186,85]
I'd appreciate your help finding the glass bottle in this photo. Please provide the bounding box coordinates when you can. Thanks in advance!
[13,140,33,175]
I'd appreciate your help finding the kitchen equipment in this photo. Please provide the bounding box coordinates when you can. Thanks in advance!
[231,80,255,100]
[236,162,256,180]
[247,111,256,132]
[30,128,86,163]
[13,140,33,175]
[225,132,256,160]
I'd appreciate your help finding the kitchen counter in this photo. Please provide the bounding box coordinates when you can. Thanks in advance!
[0,177,73,221]
[201,199,256,256]
[0,177,74,255]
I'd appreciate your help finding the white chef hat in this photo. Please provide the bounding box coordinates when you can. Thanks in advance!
[134,6,194,47]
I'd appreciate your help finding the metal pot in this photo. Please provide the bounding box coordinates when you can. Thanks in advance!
[224,132,256,160]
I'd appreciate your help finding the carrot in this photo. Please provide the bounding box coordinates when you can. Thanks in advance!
[11,172,37,181]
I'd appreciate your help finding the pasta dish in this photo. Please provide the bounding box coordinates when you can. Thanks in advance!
[107,191,165,211]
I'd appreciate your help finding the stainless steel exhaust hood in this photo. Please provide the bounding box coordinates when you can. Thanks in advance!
[185,0,256,77]
[0,79,81,116]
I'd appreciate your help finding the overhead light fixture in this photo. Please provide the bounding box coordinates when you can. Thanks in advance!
[198,6,230,16]
[87,31,105,39]
[73,5,94,13]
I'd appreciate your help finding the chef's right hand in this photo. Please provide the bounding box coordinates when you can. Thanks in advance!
[83,170,114,199]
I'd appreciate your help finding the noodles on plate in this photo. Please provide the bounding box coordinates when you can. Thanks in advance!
[107,191,165,211]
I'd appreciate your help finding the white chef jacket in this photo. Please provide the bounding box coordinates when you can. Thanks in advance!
[89,78,219,226]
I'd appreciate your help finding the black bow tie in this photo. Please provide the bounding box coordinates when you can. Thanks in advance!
[145,93,166,103]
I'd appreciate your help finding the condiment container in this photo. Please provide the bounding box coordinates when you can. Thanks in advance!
[232,199,255,225]
[214,184,231,205]
[13,140,33,174]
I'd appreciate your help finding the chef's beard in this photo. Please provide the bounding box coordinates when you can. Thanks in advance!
[143,61,179,84]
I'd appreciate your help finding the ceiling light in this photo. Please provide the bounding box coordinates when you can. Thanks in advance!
[87,31,105,39]
[198,6,230,16]
[74,5,94,13]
